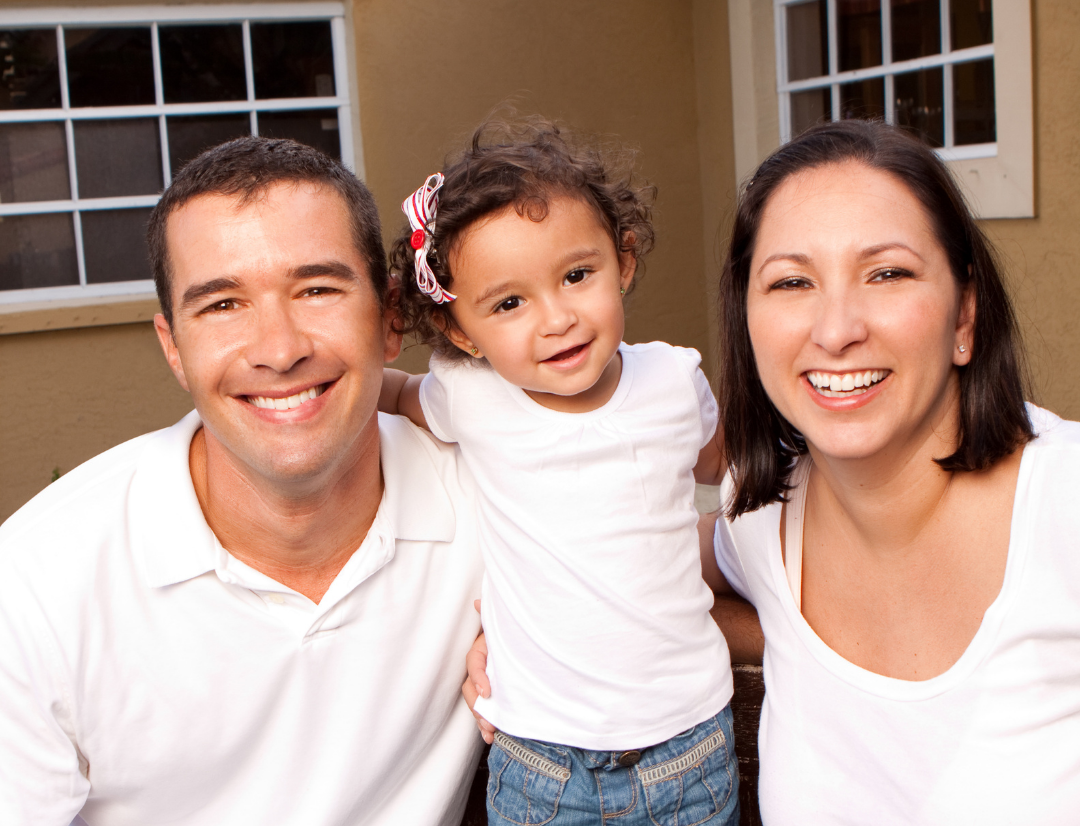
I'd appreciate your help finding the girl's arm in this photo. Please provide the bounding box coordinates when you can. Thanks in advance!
[693,424,725,486]
[378,368,429,430]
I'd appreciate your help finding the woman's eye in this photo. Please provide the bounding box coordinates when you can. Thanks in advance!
[495,296,522,313]
[870,267,914,282]
[564,268,588,285]
[770,276,811,291]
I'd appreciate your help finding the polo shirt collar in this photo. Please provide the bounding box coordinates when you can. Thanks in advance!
[133,411,457,589]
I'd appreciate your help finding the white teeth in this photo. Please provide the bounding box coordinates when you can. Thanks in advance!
[806,370,888,396]
[247,384,326,410]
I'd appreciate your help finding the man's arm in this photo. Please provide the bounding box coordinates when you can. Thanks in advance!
[699,510,764,665]
[378,368,429,430]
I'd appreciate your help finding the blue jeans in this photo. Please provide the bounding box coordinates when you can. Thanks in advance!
[486,706,739,826]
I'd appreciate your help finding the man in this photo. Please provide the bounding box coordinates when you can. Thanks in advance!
[0,138,484,825]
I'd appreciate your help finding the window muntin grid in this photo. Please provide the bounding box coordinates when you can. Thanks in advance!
[776,0,994,160]
[0,4,352,306]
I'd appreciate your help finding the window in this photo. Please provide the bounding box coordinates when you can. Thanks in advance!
[0,4,355,306]
[777,0,995,158]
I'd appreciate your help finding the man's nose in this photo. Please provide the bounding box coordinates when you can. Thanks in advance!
[808,285,869,356]
[246,302,314,373]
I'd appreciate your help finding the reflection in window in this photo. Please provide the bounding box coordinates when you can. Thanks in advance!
[160,25,246,104]
[65,28,155,107]
[0,213,78,291]
[895,67,944,146]
[891,0,940,62]
[0,30,61,110]
[82,208,153,284]
[167,114,251,175]
[74,119,162,198]
[0,122,69,202]
[251,22,335,99]
[259,110,340,160]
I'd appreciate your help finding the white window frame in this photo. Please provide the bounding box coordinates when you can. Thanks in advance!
[728,0,1033,219]
[0,3,356,307]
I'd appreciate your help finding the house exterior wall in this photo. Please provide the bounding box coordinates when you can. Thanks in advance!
[0,0,731,520]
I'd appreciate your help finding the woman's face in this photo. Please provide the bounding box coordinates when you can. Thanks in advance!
[746,161,974,465]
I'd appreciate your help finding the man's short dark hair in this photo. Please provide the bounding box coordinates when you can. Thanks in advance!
[148,137,387,325]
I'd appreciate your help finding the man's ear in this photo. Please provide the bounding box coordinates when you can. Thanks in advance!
[154,313,191,392]
[382,285,404,364]
[954,281,976,366]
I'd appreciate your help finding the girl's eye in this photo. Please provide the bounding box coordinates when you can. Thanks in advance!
[870,267,914,282]
[564,268,588,285]
[495,296,522,313]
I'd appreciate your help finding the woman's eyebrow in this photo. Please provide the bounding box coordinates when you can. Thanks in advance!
[859,242,925,262]
[756,252,810,271]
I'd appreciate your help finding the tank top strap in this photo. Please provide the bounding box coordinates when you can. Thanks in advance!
[783,457,813,612]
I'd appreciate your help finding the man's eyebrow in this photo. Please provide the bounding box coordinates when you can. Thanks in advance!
[289,261,361,282]
[179,277,241,313]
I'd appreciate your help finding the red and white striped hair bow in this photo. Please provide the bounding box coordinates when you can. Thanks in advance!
[401,172,456,304]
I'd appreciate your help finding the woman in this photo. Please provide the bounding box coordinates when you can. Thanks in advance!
[707,119,1080,824]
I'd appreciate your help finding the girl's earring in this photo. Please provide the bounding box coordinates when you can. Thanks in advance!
[470,347,478,356]
[620,288,625,296]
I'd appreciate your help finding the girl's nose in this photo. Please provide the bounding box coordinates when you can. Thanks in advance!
[539,296,577,336]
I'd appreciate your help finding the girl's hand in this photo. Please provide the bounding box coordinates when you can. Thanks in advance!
[462,599,496,744]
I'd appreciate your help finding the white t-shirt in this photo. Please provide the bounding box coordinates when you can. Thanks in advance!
[714,404,1080,825]
[421,341,733,750]
[0,411,485,826]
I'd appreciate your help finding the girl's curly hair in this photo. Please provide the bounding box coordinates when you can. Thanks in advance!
[390,115,656,361]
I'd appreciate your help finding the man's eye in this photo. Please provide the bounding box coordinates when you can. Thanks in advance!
[564,268,587,285]
[203,299,238,313]
[303,286,339,297]
[495,296,522,313]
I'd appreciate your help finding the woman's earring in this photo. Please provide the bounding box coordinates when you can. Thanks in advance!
[958,344,967,354]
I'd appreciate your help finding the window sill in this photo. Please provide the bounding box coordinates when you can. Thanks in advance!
[0,293,160,335]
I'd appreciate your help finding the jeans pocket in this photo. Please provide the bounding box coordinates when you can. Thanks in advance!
[638,713,738,826]
[487,732,571,826]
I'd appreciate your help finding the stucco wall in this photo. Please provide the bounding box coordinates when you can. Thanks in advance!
[0,0,729,520]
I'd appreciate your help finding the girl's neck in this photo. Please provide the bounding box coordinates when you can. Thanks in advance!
[524,350,623,413]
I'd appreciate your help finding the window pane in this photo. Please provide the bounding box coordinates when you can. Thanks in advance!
[65,27,154,107]
[791,87,831,136]
[787,1,829,81]
[160,24,246,104]
[894,67,944,146]
[167,114,251,177]
[839,0,882,71]
[0,213,78,291]
[892,0,940,62]
[0,29,61,110]
[74,119,161,198]
[251,22,335,99]
[953,59,995,144]
[257,110,340,159]
[0,122,69,203]
[840,77,885,121]
[82,208,152,284]
[951,0,992,50]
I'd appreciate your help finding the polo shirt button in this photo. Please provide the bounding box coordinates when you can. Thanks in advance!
[617,750,641,767]
[268,594,286,605]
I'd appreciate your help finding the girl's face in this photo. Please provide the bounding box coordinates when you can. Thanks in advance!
[746,161,975,466]
[445,195,635,412]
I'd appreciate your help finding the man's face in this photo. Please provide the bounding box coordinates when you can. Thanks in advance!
[154,181,400,489]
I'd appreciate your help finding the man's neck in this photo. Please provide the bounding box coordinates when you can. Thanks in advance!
[188,424,384,604]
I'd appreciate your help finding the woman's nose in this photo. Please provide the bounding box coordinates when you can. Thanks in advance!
[809,286,869,356]
[246,304,315,373]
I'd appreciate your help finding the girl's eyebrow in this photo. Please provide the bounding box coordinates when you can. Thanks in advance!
[474,281,514,307]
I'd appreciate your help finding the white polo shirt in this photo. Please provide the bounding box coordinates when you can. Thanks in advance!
[0,411,485,826]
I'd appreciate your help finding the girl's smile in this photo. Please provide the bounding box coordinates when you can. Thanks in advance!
[445,195,636,413]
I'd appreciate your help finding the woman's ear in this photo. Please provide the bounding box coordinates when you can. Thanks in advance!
[954,280,976,366]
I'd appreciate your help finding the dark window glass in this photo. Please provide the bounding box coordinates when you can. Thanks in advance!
[840,77,885,121]
[0,213,78,291]
[82,208,152,283]
[787,1,829,81]
[0,122,69,202]
[65,27,154,107]
[168,114,250,176]
[160,24,246,103]
[251,22,335,99]
[894,67,944,146]
[257,110,340,159]
[951,0,992,50]
[0,29,61,110]
[791,87,832,136]
[954,59,995,144]
[838,0,882,71]
[892,0,941,62]
[74,119,161,198]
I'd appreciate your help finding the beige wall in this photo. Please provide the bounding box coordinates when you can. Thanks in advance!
[0,0,733,520]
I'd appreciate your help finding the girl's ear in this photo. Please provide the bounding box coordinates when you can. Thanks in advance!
[437,312,483,358]
[619,231,638,292]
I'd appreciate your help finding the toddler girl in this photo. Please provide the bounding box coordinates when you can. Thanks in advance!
[380,117,738,826]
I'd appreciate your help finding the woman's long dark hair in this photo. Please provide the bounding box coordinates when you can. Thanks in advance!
[719,120,1033,518]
